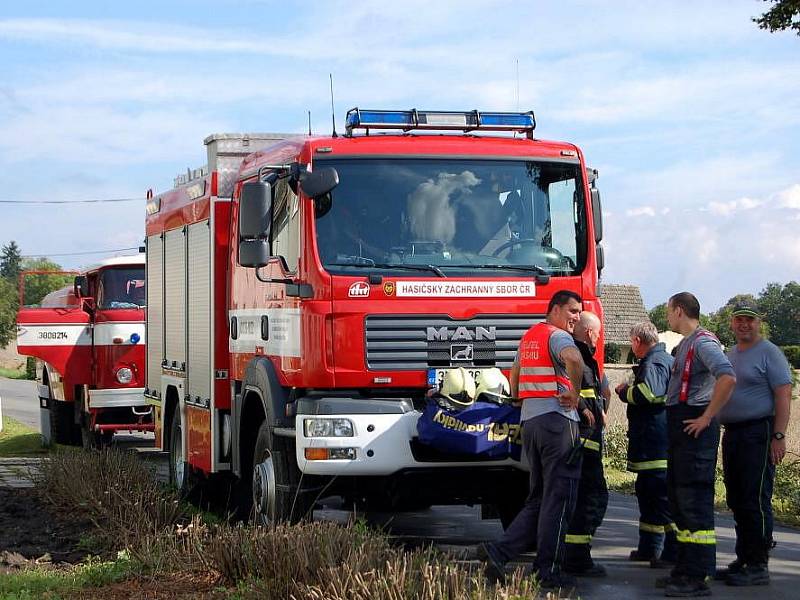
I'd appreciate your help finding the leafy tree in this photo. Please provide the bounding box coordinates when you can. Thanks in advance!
[1,241,22,282]
[753,0,800,36]
[649,303,668,331]
[0,277,16,347]
[759,281,800,345]
[19,258,74,307]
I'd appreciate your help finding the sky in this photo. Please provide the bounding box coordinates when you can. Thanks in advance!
[1,0,798,311]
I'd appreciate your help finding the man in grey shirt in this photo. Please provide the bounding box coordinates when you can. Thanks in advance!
[479,290,584,591]
[715,302,793,586]
[661,292,736,597]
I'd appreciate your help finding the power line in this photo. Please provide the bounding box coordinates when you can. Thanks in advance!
[0,198,140,204]
[22,247,141,258]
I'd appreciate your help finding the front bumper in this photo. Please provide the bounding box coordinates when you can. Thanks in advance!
[88,387,146,409]
[295,396,523,476]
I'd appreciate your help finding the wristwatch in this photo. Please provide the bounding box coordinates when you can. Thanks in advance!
[773,432,785,441]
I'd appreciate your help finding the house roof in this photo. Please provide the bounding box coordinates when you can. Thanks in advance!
[599,284,651,344]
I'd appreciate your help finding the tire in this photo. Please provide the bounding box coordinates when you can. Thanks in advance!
[251,422,312,525]
[50,399,81,446]
[169,408,191,494]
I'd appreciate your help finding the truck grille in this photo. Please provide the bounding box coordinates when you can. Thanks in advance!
[365,314,543,371]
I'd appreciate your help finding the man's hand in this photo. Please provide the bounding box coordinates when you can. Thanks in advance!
[615,383,627,399]
[601,410,608,428]
[770,438,786,465]
[683,414,711,438]
[581,408,595,428]
[558,389,580,410]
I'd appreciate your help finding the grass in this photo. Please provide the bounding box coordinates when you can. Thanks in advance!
[0,553,135,599]
[0,366,29,379]
[0,416,46,457]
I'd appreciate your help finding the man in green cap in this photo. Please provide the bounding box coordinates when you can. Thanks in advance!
[716,301,793,586]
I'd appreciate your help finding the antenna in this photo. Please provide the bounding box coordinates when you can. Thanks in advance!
[329,73,338,138]
[515,58,520,111]
[308,110,312,136]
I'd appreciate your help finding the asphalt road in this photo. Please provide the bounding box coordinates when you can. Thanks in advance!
[0,377,39,430]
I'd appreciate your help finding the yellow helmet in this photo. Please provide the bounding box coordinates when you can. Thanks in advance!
[438,367,477,409]
[475,368,511,403]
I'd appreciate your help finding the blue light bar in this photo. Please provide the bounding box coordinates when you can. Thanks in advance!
[345,108,536,138]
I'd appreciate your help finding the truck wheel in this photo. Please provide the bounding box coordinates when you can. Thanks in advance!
[169,408,191,494]
[252,422,312,525]
[50,399,81,446]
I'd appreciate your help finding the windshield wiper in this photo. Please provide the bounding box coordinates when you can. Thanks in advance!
[447,264,551,282]
[327,262,447,278]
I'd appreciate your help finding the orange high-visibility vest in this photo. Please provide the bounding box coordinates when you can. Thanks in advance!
[517,322,573,400]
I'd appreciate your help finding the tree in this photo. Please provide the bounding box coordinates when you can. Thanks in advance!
[753,0,800,36]
[19,258,74,307]
[758,281,800,346]
[1,241,22,282]
[0,277,16,347]
[649,303,668,332]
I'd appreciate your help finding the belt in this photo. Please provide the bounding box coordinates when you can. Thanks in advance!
[723,416,772,430]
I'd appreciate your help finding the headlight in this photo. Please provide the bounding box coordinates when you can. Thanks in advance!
[116,367,133,384]
[303,418,354,437]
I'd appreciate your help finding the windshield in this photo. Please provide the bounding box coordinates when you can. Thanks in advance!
[314,158,587,276]
[98,267,145,309]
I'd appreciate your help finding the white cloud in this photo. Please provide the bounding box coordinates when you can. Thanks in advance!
[776,184,800,209]
[626,206,656,217]
[706,197,762,216]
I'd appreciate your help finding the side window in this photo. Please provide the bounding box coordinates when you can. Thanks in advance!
[547,178,578,263]
[271,179,300,271]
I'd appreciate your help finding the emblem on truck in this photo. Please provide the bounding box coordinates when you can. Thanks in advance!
[450,344,474,361]
[348,282,370,298]
[426,326,496,341]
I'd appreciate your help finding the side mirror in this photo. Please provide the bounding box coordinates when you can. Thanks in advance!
[299,167,339,199]
[74,275,89,298]
[591,188,603,244]
[596,245,604,274]
[238,181,272,268]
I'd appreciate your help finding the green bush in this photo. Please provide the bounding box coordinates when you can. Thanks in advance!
[604,342,622,364]
[780,346,800,369]
[25,357,36,380]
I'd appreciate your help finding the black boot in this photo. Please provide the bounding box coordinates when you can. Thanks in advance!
[713,558,745,581]
[725,564,769,586]
[664,575,711,597]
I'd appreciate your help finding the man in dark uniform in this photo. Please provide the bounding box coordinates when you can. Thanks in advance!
[661,292,736,597]
[563,311,609,577]
[716,302,792,586]
[478,290,585,591]
[615,321,677,568]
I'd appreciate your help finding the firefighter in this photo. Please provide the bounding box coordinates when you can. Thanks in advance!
[659,292,736,597]
[478,290,585,591]
[615,321,676,568]
[715,302,792,586]
[563,311,609,577]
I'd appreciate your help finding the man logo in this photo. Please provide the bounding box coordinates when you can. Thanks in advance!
[451,344,474,361]
[348,282,370,298]
[383,281,395,296]
[426,326,496,341]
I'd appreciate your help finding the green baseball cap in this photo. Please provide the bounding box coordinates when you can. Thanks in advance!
[731,302,762,318]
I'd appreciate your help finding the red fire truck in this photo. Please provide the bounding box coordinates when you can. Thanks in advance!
[145,109,605,523]
[16,255,151,447]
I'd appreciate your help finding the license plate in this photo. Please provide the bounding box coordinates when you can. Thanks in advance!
[427,368,485,388]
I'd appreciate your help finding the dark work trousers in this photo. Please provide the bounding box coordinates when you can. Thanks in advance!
[667,404,720,579]
[635,470,677,560]
[722,417,775,566]
[491,412,582,579]
[564,445,608,568]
